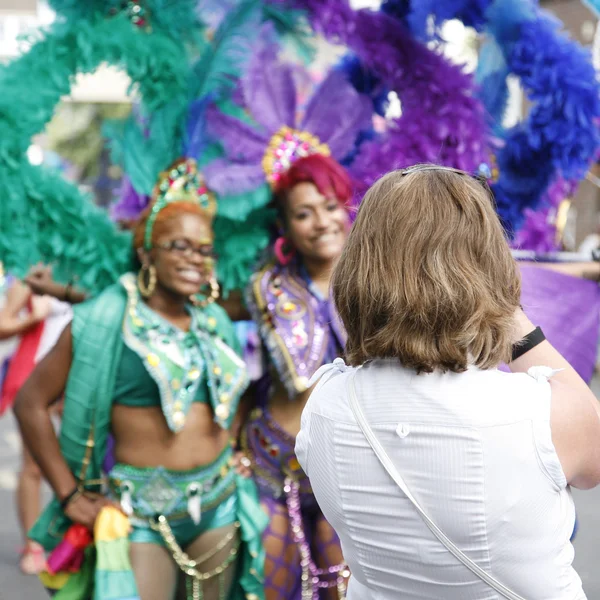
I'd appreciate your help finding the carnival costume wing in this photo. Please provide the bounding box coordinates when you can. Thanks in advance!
[0,1,206,294]
[376,0,600,235]
[0,0,303,296]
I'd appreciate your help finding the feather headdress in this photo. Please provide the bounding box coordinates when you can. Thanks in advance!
[203,34,373,196]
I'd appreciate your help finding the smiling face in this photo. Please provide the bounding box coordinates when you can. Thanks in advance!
[141,211,214,299]
[283,182,350,264]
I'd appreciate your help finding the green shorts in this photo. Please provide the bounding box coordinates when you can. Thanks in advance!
[108,445,237,547]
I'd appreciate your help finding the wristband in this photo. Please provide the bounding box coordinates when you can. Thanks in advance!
[511,326,546,362]
[60,485,82,511]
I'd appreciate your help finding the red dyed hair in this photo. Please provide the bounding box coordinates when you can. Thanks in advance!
[132,202,212,252]
[274,154,352,208]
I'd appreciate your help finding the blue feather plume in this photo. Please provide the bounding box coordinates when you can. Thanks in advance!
[476,38,510,130]
[335,54,389,117]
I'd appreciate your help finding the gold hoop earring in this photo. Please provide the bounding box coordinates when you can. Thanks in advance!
[191,277,220,308]
[137,264,157,298]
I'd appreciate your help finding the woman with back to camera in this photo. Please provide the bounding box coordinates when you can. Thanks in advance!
[243,154,350,599]
[14,159,265,600]
[297,164,600,600]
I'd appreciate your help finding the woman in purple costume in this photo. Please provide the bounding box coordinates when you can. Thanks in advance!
[242,154,351,600]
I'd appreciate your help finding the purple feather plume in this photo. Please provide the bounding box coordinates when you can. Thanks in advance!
[270,0,488,190]
[206,104,269,162]
[204,35,376,196]
[204,159,267,196]
[110,177,150,222]
[300,70,373,159]
[241,39,296,133]
[512,178,576,252]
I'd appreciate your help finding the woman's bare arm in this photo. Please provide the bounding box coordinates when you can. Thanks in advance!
[14,325,76,499]
[510,309,600,489]
[14,324,111,528]
[24,265,87,304]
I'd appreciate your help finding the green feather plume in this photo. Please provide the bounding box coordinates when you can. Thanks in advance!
[0,0,302,297]
[0,11,194,293]
[214,208,274,295]
[191,0,263,100]
[48,0,202,42]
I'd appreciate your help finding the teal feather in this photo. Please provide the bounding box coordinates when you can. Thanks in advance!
[263,4,316,64]
[0,0,282,296]
[191,0,262,100]
[213,208,274,294]
[49,0,202,42]
[217,185,272,221]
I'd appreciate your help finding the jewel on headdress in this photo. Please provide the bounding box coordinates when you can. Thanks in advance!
[262,126,330,188]
[143,158,217,251]
[119,0,151,31]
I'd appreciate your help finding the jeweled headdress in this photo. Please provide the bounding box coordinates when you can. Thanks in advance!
[262,127,331,188]
[144,158,216,250]
[203,40,373,196]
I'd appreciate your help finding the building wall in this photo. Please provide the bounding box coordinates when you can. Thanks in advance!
[0,0,36,13]
[541,0,600,247]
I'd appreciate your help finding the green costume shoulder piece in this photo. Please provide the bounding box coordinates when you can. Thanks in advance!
[30,283,127,550]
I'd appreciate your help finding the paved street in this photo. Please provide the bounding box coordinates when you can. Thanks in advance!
[1,392,600,599]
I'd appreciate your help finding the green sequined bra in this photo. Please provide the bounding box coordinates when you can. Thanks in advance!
[120,273,248,433]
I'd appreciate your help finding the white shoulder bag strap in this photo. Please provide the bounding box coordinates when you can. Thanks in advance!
[346,370,526,600]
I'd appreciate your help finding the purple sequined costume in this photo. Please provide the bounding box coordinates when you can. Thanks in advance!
[243,260,349,599]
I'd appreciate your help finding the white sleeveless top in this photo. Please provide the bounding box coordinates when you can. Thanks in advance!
[296,358,586,600]
[35,298,72,362]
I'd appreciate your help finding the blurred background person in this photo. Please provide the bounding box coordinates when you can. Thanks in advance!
[0,267,72,575]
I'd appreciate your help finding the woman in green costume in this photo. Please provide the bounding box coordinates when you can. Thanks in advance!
[14,158,266,600]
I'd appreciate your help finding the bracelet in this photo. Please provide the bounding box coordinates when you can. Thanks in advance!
[511,326,546,362]
[60,485,82,511]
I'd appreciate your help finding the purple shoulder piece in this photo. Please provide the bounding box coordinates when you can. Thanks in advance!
[247,261,333,398]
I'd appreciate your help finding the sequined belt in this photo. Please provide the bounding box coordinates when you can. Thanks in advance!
[108,446,236,525]
[241,407,313,501]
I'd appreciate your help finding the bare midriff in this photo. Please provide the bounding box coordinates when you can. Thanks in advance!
[111,403,231,470]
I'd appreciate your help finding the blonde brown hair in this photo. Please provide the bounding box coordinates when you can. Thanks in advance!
[332,164,521,373]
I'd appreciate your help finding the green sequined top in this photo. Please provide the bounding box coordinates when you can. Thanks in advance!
[118,273,248,433]
[112,344,208,407]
